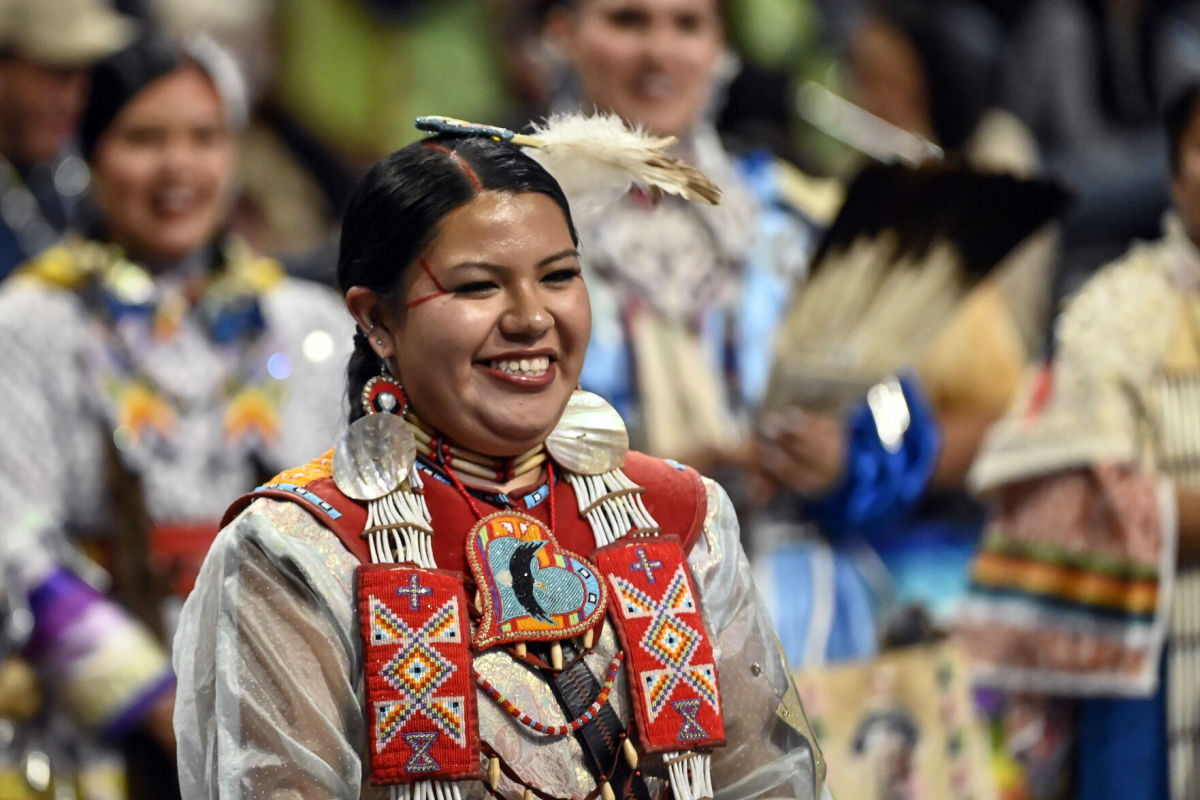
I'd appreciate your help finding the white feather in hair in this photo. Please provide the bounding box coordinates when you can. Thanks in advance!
[414,113,721,222]
[524,113,721,211]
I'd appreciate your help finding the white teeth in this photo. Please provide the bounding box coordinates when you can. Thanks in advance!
[490,356,550,376]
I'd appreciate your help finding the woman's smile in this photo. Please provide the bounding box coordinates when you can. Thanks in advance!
[478,349,557,386]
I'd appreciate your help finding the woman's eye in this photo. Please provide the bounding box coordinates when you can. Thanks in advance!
[605,9,648,30]
[543,267,581,285]
[454,281,499,295]
[675,13,704,33]
[122,127,165,147]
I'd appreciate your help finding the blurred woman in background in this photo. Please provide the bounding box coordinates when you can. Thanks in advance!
[542,0,838,464]
[0,33,349,800]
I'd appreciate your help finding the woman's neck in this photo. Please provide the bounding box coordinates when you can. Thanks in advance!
[404,413,549,494]
[106,231,212,278]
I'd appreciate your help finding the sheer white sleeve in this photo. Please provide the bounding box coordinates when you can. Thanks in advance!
[173,499,372,800]
[690,478,826,800]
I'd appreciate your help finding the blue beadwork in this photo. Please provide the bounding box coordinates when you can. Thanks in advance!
[255,482,343,519]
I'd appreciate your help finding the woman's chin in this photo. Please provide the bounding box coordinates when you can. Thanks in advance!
[461,415,557,457]
[486,425,554,455]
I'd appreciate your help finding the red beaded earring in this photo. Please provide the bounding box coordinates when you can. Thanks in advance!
[361,366,407,416]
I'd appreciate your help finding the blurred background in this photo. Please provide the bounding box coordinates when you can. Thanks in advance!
[4,1,1200,799]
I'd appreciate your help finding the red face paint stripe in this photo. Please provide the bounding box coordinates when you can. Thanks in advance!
[422,142,483,193]
[404,259,450,309]
[419,258,449,292]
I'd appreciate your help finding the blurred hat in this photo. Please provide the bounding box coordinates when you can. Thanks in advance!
[0,0,137,67]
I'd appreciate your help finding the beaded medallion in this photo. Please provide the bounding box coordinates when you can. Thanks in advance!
[467,510,607,650]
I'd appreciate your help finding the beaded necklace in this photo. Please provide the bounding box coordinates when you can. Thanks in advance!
[406,412,546,483]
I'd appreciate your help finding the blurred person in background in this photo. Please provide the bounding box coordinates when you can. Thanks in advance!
[0,0,136,281]
[992,0,1189,299]
[960,79,1200,800]
[749,2,1070,795]
[149,0,351,285]
[754,0,1058,660]
[0,32,350,800]
[541,0,840,465]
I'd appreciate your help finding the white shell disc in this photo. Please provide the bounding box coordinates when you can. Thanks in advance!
[545,390,628,475]
[332,413,416,501]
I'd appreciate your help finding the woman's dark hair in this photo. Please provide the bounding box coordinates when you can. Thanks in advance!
[80,32,246,162]
[80,33,183,162]
[873,0,1003,154]
[338,134,578,422]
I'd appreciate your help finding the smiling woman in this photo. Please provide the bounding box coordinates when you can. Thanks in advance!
[540,0,827,465]
[173,127,828,800]
[87,64,234,265]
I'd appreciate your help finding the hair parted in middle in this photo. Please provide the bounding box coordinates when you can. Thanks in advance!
[337,134,580,422]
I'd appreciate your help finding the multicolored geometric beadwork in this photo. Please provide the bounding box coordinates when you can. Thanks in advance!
[596,537,725,753]
[357,564,480,784]
[467,511,607,650]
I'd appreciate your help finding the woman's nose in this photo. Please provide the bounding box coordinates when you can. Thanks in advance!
[500,289,552,339]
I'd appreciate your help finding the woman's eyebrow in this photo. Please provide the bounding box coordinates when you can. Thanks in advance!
[537,248,581,267]
[443,249,581,273]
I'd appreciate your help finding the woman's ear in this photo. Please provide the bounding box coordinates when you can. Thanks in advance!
[345,286,396,360]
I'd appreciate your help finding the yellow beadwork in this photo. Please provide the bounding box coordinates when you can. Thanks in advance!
[267,449,335,486]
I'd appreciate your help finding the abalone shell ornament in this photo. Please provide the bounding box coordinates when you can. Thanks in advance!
[332,412,416,501]
[545,390,628,475]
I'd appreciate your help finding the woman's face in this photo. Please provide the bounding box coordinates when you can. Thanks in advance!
[552,0,724,139]
[848,19,933,141]
[371,191,590,457]
[1175,98,1200,245]
[91,66,235,264]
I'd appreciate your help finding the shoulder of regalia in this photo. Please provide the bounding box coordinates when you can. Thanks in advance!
[969,243,1176,492]
[221,449,370,562]
[734,148,843,227]
[619,450,709,553]
[13,237,114,291]
[1055,238,1177,379]
[215,236,287,295]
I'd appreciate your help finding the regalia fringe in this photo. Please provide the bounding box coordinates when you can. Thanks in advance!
[666,752,714,800]
[391,780,463,800]
[366,466,436,567]
[562,468,660,546]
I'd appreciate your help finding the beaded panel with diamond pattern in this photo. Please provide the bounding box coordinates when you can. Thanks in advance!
[595,537,725,753]
[357,564,480,783]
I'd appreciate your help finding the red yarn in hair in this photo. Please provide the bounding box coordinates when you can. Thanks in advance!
[422,141,483,193]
